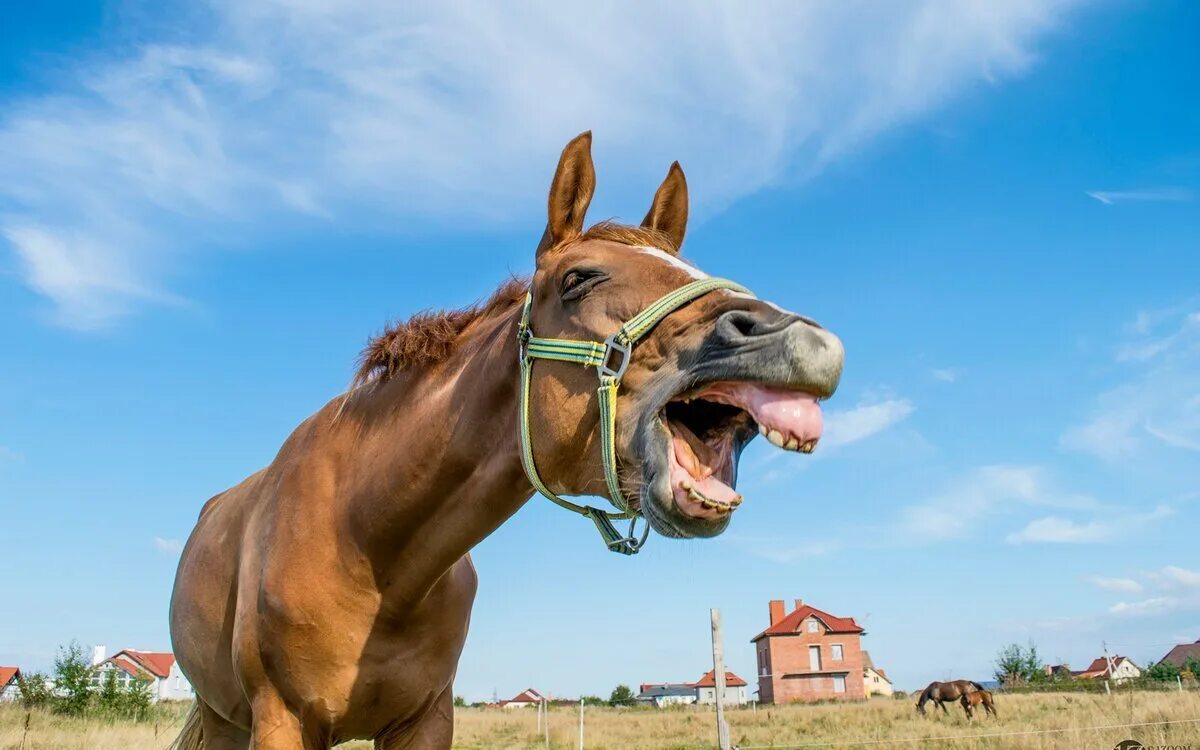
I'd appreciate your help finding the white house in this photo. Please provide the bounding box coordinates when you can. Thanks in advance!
[863,651,894,697]
[1075,656,1141,684]
[637,670,749,707]
[91,646,194,702]
[0,667,20,702]
[501,688,545,708]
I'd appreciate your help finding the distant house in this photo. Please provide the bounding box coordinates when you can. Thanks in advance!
[862,651,893,697]
[90,646,193,702]
[0,667,20,702]
[693,670,749,706]
[1074,656,1141,683]
[752,598,868,704]
[1044,664,1073,679]
[636,670,749,707]
[501,688,545,708]
[636,682,697,707]
[1156,639,1200,670]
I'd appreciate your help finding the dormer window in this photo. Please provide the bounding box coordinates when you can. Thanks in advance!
[806,619,819,633]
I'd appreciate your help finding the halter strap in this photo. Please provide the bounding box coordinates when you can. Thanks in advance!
[516,277,751,554]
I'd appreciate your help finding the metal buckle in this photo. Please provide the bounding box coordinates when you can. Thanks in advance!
[598,334,631,381]
[606,515,650,554]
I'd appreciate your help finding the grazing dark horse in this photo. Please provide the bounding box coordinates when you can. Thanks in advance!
[916,680,986,716]
[960,688,997,719]
[168,132,844,750]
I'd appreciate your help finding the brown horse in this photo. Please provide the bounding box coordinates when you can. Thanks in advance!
[960,688,997,719]
[916,680,986,717]
[169,132,844,750]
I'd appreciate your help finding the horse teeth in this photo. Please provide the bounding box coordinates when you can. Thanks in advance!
[800,439,817,454]
[784,436,799,451]
[767,429,786,448]
[758,424,767,436]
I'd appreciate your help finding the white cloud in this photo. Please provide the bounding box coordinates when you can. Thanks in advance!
[898,464,1085,541]
[1082,576,1143,594]
[1062,307,1200,459]
[153,537,183,555]
[930,367,961,383]
[1158,565,1200,589]
[0,0,1088,327]
[1005,505,1172,544]
[1086,188,1193,205]
[1108,597,1181,617]
[823,398,915,448]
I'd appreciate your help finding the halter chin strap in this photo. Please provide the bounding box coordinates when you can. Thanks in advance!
[516,277,751,555]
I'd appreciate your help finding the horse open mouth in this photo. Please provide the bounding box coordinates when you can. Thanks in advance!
[658,382,824,520]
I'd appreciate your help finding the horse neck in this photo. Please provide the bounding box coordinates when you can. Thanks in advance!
[340,304,533,598]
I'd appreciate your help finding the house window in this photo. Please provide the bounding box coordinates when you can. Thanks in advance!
[833,676,846,693]
[806,619,819,633]
[809,645,822,671]
[831,644,843,661]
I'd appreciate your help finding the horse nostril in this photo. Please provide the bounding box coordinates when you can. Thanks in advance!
[717,309,793,340]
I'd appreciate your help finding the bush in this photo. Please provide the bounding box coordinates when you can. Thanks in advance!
[994,641,1046,687]
[53,642,95,717]
[1146,661,1180,682]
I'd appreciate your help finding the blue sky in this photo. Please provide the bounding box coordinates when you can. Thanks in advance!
[1,1,1197,699]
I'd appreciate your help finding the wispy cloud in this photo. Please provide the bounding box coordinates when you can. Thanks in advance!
[0,0,1087,328]
[1086,188,1193,205]
[1154,565,1200,589]
[1082,576,1143,594]
[823,398,915,448]
[1006,505,1171,544]
[1108,597,1182,617]
[930,367,961,383]
[153,537,183,555]
[1062,306,1200,459]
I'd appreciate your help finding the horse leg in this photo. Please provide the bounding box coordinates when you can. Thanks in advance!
[249,691,333,750]
[375,686,455,750]
[937,699,949,715]
[960,697,972,720]
[199,700,252,750]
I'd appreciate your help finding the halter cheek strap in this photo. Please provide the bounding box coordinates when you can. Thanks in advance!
[516,277,752,555]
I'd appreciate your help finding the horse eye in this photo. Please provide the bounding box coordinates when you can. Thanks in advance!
[560,269,605,301]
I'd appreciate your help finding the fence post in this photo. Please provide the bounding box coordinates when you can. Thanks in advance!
[711,608,731,750]
[1104,680,1111,697]
[544,699,550,749]
[1179,675,1184,693]
[578,698,585,750]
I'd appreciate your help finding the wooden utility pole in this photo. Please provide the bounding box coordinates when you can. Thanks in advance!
[578,698,585,749]
[711,608,732,750]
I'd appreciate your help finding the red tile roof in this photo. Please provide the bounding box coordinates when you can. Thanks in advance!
[504,688,544,704]
[1158,640,1200,668]
[751,603,864,641]
[114,650,175,679]
[693,670,747,688]
[1076,656,1134,678]
[0,667,19,687]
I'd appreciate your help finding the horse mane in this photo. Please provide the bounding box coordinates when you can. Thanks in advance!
[353,276,528,387]
[352,222,675,387]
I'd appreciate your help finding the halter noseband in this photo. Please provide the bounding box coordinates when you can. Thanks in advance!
[516,277,751,555]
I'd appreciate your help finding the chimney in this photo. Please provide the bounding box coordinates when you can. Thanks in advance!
[768,600,786,625]
[92,645,106,666]
[794,599,804,611]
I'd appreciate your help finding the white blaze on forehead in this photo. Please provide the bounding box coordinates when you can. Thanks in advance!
[634,246,709,280]
[634,246,799,318]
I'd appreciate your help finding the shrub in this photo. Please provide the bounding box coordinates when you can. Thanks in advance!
[15,671,53,710]
[52,642,95,717]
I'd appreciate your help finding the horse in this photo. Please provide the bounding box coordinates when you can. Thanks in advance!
[915,680,986,717]
[960,688,997,719]
[168,131,844,750]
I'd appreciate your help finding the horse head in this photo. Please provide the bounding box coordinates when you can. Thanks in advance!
[523,132,844,540]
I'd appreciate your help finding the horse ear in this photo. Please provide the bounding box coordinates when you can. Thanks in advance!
[537,131,596,257]
[641,161,688,253]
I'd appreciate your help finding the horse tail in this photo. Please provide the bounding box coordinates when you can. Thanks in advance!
[169,702,204,750]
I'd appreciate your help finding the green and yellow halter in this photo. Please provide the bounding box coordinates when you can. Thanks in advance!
[516,277,751,554]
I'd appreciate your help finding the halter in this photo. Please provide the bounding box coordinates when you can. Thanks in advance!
[516,277,751,555]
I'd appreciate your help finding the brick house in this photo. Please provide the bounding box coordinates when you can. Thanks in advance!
[752,599,867,703]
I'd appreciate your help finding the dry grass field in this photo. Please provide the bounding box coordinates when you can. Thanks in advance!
[2,691,1198,749]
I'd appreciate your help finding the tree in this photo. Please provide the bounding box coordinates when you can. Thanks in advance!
[15,671,53,710]
[1181,657,1200,682]
[52,641,95,716]
[994,641,1045,686]
[608,684,635,706]
[453,695,466,708]
[1146,661,1180,682]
